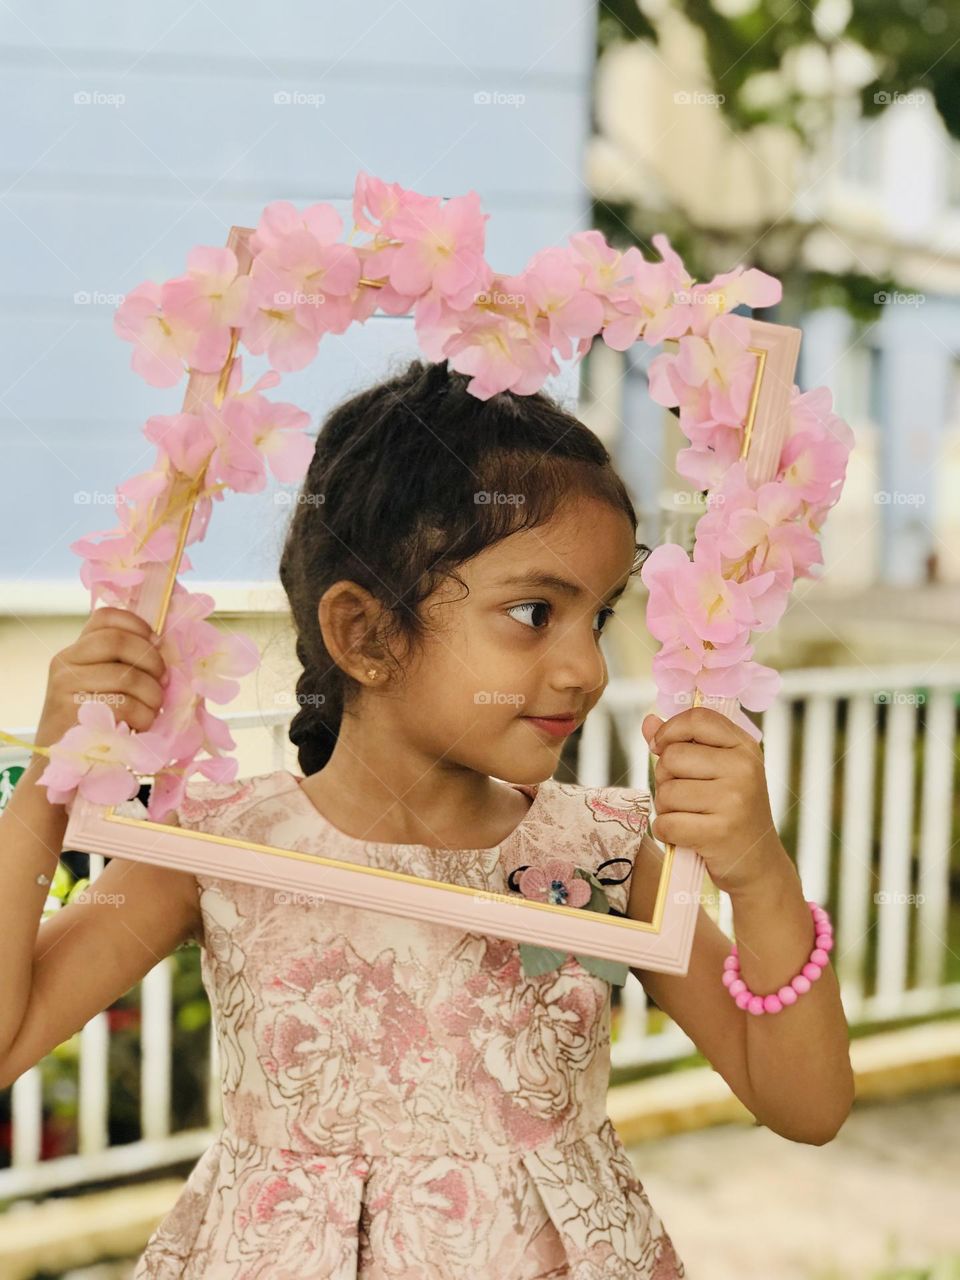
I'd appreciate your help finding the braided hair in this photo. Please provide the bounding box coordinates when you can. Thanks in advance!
[278,356,647,777]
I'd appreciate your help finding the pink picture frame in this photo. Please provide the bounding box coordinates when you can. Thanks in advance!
[61,224,801,976]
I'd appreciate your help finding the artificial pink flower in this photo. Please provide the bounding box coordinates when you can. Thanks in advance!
[355,241,419,315]
[156,589,260,704]
[351,171,438,239]
[642,540,777,648]
[520,249,605,360]
[779,387,855,507]
[698,461,821,591]
[254,229,362,314]
[675,313,757,425]
[691,536,787,632]
[37,699,145,806]
[147,752,239,822]
[442,310,558,399]
[199,398,266,494]
[601,236,694,350]
[113,281,197,388]
[243,305,330,371]
[517,858,593,908]
[653,633,782,710]
[387,189,488,300]
[414,277,494,360]
[71,526,193,601]
[238,392,313,485]
[161,245,257,348]
[566,228,627,297]
[675,427,744,490]
[249,199,346,255]
[142,411,217,482]
[686,264,782,336]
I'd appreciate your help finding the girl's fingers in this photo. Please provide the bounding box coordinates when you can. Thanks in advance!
[654,741,726,782]
[75,690,161,734]
[649,810,715,849]
[653,777,723,815]
[650,706,746,754]
[82,605,158,643]
[67,662,166,716]
[72,627,166,682]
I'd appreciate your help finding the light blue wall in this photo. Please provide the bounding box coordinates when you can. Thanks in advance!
[0,1,598,585]
[802,302,955,587]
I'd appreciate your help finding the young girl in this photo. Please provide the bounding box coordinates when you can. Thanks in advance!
[1,357,853,1279]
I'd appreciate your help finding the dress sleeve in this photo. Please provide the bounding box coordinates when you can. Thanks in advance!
[581,785,653,916]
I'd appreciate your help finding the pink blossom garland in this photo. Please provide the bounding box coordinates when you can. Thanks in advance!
[10,169,851,817]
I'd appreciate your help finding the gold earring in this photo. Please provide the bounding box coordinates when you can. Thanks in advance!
[367,668,378,679]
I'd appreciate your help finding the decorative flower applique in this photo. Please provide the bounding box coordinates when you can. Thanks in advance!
[506,856,634,986]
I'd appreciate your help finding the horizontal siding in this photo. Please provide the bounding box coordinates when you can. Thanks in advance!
[0,3,595,78]
[1,75,592,198]
[0,3,595,582]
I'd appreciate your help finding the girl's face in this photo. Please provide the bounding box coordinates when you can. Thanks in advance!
[395,497,638,785]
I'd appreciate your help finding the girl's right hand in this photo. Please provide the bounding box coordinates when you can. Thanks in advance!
[34,607,168,750]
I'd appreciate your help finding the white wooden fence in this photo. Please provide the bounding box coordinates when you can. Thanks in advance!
[1,665,958,1199]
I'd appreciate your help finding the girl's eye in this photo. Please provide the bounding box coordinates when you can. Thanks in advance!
[507,601,551,629]
[507,602,617,633]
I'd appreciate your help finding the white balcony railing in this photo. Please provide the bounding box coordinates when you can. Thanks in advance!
[1,666,958,1199]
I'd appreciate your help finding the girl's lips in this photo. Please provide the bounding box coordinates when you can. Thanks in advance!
[522,716,578,739]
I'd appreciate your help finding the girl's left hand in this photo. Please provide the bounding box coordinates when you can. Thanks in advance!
[641,706,787,897]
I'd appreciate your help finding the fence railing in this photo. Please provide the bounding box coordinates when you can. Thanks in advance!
[2,665,958,1199]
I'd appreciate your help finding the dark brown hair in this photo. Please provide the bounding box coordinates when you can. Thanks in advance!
[278,356,648,776]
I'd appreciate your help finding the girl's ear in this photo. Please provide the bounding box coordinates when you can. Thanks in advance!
[317,580,391,683]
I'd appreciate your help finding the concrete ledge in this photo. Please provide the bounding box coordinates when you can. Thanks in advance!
[608,1017,960,1144]
[0,1179,183,1280]
[1,1020,958,1276]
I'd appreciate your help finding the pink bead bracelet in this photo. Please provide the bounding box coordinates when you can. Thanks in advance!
[721,899,834,1016]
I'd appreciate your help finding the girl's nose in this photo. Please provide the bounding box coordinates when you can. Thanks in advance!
[549,635,607,699]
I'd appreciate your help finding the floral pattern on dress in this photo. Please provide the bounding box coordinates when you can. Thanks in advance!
[132,769,684,1279]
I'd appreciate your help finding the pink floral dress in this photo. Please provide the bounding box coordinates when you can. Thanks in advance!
[133,768,686,1279]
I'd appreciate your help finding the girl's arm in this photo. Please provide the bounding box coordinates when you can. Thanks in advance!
[0,755,202,1090]
[627,830,854,1145]
[0,605,202,1090]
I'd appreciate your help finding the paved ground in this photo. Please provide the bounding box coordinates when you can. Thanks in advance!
[626,1087,960,1279]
